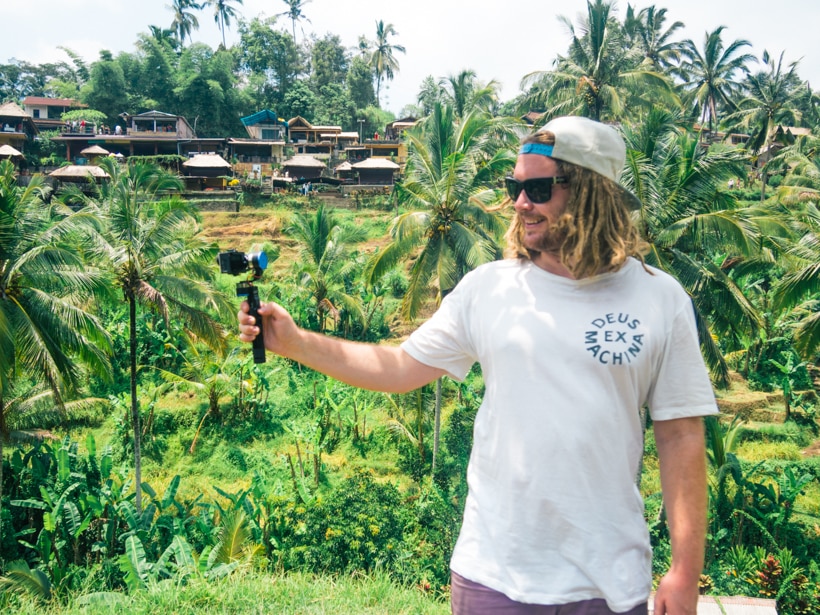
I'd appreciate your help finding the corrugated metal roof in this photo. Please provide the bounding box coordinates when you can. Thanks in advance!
[22,96,85,108]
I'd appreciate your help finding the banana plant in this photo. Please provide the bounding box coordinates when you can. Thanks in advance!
[11,439,96,585]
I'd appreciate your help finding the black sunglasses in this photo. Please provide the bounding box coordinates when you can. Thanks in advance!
[505,176,568,203]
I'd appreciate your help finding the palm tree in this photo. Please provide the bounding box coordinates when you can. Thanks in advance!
[678,26,756,133]
[147,25,181,51]
[0,160,111,528]
[88,159,230,512]
[167,0,202,45]
[725,51,802,200]
[416,75,442,116]
[521,0,675,122]
[623,4,685,72]
[620,110,769,385]
[769,165,820,358]
[152,343,239,455]
[369,20,406,107]
[365,104,516,470]
[439,69,501,119]
[205,0,243,48]
[278,0,312,42]
[774,134,820,205]
[356,35,371,58]
[287,204,368,335]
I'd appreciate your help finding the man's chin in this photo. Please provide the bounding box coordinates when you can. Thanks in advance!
[525,234,565,254]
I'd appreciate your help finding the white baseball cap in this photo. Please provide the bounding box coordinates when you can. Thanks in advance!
[523,116,642,210]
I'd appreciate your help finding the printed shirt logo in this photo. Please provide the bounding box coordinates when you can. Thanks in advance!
[584,312,644,366]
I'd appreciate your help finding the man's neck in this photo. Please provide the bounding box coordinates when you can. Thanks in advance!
[532,250,576,279]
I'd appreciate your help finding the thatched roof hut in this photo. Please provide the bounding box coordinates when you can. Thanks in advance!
[0,101,29,119]
[0,144,23,158]
[182,153,232,170]
[80,145,110,156]
[181,154,232,190]
[282,155,326,180]
[351,157,400,185]
[49,165,110,180]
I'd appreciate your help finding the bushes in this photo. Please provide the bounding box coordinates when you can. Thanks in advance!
[275,471,404,574]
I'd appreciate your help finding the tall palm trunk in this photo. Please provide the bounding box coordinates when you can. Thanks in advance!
[129,295,143,513]
[760,133,772,202]
[432,378,442,474]
[0,398,5,537]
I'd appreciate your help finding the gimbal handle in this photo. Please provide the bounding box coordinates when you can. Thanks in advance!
[237,281,266,364]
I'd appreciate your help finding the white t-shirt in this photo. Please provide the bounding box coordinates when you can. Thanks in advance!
[401,258,718,612]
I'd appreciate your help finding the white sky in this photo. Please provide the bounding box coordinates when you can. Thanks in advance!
[3,0,818,116]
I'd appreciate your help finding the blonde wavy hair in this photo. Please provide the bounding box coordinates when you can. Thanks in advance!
[504,130,649,279]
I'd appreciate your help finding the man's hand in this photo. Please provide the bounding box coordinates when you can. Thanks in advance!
[238,300,301,359]
[653,568,699,615]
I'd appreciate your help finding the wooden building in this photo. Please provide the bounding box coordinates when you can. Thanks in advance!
[230,109,289,179]
[182,154,233,190]
[288,116,341,158]
[351,157,400,185]
[52,109,223,162]
[0,102,38,153]
[22,96,87,132]
[282,154,326,180]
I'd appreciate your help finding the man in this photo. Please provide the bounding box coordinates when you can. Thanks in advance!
[238,116,717,615]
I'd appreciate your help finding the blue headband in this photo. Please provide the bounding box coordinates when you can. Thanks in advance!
[519,143,554,157]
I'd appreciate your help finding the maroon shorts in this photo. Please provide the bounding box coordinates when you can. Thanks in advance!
[450,571,649,615]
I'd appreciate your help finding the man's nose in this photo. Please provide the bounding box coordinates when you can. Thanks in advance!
[513,191,533,211]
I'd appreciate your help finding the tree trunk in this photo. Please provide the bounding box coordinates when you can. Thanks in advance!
[0,398,5,538]
[129,296,142,513]
[432,377,442,474]
[189,407,212,455]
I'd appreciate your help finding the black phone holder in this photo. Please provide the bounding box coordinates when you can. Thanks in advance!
[217,249,268,363]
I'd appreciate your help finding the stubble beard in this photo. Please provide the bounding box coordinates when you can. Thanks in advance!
[524,222,568,257]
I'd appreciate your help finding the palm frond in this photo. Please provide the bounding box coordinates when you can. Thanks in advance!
[0,560,52,601]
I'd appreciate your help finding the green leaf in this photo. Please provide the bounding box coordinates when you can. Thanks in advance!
[100,451,113,479]
[170,534,196,570]
[85,433,97,458]
[43,512,56,533]
[0,560,52,601]
[9,498,49,511]
[118,535,149,592]
[160,475,181,511]
[57,447,71,483]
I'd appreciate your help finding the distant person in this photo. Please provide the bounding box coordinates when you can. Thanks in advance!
[238,117,716,615]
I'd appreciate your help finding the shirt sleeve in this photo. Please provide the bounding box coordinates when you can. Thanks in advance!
[400,279,478,382]
[646,299,720,421]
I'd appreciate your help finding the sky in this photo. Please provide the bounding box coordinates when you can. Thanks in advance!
[3,0,819,116]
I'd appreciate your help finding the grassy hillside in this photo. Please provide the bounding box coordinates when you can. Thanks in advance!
[3,197,819,614]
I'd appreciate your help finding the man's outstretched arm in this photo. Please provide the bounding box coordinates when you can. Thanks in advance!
[238,300,446,393]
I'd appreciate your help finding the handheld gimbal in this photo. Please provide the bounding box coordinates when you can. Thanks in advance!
[217,249,268,363]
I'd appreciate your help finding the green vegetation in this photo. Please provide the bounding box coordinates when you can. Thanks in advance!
[2,0,820,612]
